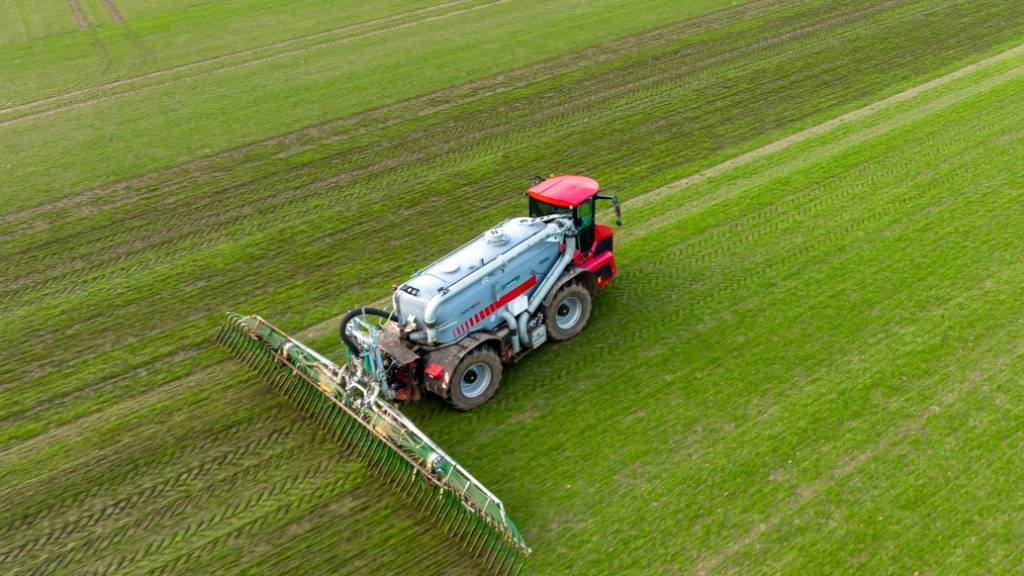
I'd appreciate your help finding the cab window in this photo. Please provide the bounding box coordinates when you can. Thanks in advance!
[576,200,593,228]
[575,199,595,252]
[529,198,572,218]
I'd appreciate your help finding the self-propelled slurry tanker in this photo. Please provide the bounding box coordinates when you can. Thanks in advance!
[218,175,620,573]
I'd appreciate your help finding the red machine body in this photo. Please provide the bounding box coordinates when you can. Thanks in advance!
[526,175,619,289]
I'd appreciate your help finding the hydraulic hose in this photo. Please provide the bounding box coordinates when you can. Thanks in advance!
[339,307,397,355]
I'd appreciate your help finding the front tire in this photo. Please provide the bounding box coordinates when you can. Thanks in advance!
[448,348,503,411]
[545,282,592,341]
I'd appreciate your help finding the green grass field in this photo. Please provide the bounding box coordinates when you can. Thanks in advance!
[3,0,1024,574]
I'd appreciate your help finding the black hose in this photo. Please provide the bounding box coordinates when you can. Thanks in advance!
[339,307,398,355]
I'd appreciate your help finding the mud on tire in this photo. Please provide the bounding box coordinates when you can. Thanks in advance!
[447,348,503,411]
[545,282,592,341]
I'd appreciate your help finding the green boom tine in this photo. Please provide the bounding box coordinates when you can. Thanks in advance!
[480,527,504,569]
[412,478,434,513]
[443,494,463,530]
[244,340,262,366]
[511,554,528,576]
[401,464,420,494]
[315,396,332,426]
[446,493,467,528]
[400,468,420,499]
[273,371,290,396]
[496,540,517,575]
[449,499,472,537]
[375,448,399,480]
[328,408,350,442]
[489,540,512,573]
[464,515,485,552]
[436,489,456,521]
[375,438,398,472]
[303,385,319,414]
[425,481,445,514]
[310,394,326,425]
[367,437,388,470]
[501,550,522,576]
[471,527,490,560]
[451,501,474,538]
[469,516,490,557]
[382,446,405,480]
[456,507,479,544]
[428,485,452,522]
[340,413,363,447]
[389,454,412,487]
[346,424,367,457]
[355,427,377,461]
[299,384,315,413]
[363,432,384,464]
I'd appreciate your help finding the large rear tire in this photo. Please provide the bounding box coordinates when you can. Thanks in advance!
[448,348,503,411]
[545,282,592,341]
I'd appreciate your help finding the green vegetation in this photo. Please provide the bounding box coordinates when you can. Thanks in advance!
[0,0,732,207]
[3,0,1024,573]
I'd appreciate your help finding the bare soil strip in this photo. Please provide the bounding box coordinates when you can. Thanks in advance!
[66,0,89,29]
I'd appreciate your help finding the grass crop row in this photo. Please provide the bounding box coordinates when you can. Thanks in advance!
[3,1,1024,573]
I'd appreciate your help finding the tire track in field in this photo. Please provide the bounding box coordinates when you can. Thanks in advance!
[0,0,999,409]
[694,298,1024,575]
[650,190,1024,574]
[258,39,1024,386]
[523,120,1019,442]
[573,122,1024,503]
[11,0,31,42]
[623,59,1024,244]
[19,5,1003,487]
[0,0,476,115]
[0,418,308,553]
[0,359,259,484]
[0,0,508,128]
[4,15,1019,569]
[0,0,983,422]
[6,139,1007,569]
[2,426,322,570]
[66,0,89,29]
[29,455,342,574]
[0,0,785,229]
[620,42,1024,221]
[100,0,122,23]
[0,0,913,304]
[0,0,832,335]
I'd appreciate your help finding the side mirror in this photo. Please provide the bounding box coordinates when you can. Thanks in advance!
[597,193,622,226]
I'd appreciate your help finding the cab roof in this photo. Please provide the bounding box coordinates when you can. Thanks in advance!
[526,175,599,208]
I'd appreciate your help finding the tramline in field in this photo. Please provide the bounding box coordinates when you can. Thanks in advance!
[218,175,621,573]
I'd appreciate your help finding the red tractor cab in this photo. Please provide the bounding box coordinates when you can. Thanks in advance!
[527,175,621,289]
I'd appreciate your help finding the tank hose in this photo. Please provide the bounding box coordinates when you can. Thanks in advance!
[339,307,398,356]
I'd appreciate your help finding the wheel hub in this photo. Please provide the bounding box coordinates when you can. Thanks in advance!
[555,296,582,330]
[460,362,492,399]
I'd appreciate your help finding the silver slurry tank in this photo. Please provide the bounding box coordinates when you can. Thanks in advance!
[394,216,570,345]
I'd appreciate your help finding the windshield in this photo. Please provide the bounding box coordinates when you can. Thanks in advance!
[529,198,572,218]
